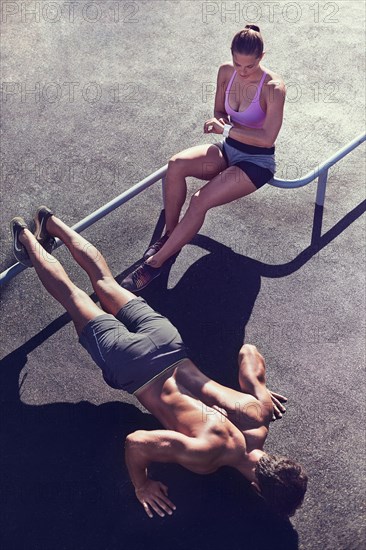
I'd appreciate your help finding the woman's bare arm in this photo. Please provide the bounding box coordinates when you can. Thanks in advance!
[213,63,231,123]
[228,79,286,147]
[204,78,286,148]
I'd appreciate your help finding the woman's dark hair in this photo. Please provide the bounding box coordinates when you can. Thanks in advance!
[255,454,308,518]
[231,25,264,58]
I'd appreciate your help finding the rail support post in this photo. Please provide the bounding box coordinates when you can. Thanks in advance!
[315,168,328,207]
[161,175,166,209]
[311,169,329,246]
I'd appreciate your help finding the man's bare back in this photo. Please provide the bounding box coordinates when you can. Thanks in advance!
[137,357,272,454]
[126,346,281,517]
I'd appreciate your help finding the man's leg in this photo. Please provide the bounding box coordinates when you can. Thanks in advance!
[19,227,104,336]
[43,214,136,316]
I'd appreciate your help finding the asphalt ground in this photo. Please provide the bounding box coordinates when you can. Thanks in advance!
[1,1,365,549]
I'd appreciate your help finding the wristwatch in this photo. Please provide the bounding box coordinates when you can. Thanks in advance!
[223,124,232,138]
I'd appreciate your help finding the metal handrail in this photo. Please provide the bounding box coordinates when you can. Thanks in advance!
[270,132,365,187]
[0,165,168,286]
[1,132,365,287]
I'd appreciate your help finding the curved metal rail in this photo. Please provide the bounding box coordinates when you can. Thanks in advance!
[1,132,365,287]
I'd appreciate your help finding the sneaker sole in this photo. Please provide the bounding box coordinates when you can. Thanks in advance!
[10,219,32,267]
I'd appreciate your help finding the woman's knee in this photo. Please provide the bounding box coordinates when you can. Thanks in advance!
[187,192,209,216]
[167,154,191,177]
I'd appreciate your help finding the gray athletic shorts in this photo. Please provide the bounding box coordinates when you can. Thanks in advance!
[79,297,188,394]
[215,137,275,188]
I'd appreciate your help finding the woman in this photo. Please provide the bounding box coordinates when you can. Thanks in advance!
[122,25,286,291]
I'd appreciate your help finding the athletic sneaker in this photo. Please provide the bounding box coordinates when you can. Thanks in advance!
[143,234,169,259]
[121,261,163,292]
[10,217,32,267]
[34,205,56,253]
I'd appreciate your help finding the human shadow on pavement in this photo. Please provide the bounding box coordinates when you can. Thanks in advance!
[0,255,294,550]
[0,308,297,550]
[1,199,364,550]
[140,199,366,386]
[140,236,260,390]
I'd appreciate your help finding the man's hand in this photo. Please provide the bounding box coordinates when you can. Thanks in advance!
[135,479,176,519]
[269,391,287,421]
[204,117,225,134]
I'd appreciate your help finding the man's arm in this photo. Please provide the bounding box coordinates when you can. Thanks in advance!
[236,343,287,421]
[180,349,286,427]
[125,429,220,517]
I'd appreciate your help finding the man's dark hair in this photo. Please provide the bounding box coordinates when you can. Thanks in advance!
[255,454,308,518]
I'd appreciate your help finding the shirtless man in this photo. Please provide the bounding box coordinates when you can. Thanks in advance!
[10,207,307,519]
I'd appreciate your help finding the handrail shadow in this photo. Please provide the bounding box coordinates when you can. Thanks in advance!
[1,199,364,549]
[187,199,366,281]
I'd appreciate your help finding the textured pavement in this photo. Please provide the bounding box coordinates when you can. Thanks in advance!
[1,1,365,549]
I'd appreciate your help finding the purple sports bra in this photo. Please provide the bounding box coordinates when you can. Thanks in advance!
[224,70,267,128]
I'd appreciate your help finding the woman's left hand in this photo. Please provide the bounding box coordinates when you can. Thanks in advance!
[203,117,225,134]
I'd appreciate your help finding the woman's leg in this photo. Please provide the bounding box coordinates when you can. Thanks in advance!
[149,166,257,267]
[120,166,258,291]
[164,143,227,233]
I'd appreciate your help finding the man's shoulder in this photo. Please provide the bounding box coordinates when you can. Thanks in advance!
[226,392,272,428]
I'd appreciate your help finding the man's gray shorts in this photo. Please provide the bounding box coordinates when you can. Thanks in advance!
[79,297,188,394]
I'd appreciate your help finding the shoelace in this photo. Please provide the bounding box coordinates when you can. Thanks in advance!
[132,264,150,289]
[42,236,56,253]
[149,242,163,254]
[146,235,169,255]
